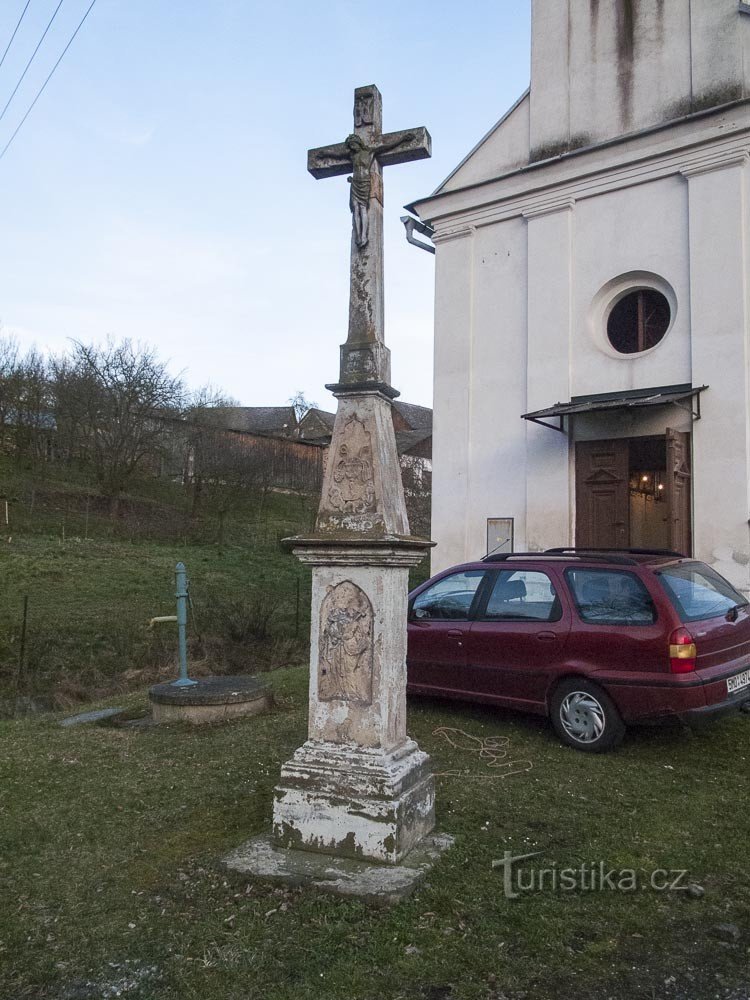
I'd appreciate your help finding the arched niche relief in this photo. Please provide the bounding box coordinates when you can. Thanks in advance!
[318,580,374,706]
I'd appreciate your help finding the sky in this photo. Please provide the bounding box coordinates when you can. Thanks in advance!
[0,0,531,410]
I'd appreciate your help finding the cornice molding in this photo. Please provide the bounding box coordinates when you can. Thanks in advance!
[431,224,476,246]
[680,150,750,178]
[522,197,576,221]
[428,132,750,236]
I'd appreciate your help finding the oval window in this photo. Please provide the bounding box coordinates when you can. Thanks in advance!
[607,289,671,354]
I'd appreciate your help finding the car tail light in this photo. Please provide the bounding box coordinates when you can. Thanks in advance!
[669,627,697,673]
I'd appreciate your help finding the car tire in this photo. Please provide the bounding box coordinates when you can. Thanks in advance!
[550,679,626,753]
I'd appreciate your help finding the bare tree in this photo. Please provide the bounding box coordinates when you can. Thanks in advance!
[288,389,318,422]
[181,385,238,518]
[52,339,185,511]
[0,334,20,453]
[12,347,51,465]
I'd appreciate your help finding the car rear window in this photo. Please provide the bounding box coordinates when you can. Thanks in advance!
[565,568,657,626]
[656,562,748,622]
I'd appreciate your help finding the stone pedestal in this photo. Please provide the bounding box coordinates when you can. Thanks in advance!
[273,540,433,863]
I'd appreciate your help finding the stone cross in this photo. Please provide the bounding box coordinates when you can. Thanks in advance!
[270,86,436,866]
[308,85,431,388]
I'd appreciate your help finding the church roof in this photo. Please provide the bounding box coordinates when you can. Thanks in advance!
[433,89,530,196]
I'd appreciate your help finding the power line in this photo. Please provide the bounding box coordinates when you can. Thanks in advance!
[0,1,33,74]
[0,0,98,162]
[0,0,65,127]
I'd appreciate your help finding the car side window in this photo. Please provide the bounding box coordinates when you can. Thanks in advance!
[481,570,562,622]
[411,570,486,621]
[565,568,657,626]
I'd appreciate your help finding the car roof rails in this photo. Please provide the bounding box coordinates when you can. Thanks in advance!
[482,551,639,566]
[545,547,686,558]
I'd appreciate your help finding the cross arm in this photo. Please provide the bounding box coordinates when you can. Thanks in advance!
[308,142,351,179]
[377,127,431,167]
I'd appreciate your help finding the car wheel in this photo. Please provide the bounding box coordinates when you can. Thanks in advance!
[550,679,626,753]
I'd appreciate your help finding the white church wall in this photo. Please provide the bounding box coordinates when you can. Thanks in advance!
[529,0,750,161]
[525,204,574,551]
[686,160,750,592]
[571,176,692,399]
[431,218,529,573]
[431,228,475,574]
[440,93,530,195]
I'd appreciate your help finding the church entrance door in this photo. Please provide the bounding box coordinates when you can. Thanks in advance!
[575,431,692,555]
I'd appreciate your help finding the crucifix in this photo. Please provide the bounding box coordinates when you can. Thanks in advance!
[308,85,431,388]
[225,85,439,877]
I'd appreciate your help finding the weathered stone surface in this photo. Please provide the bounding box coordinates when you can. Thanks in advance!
[315,392,411,538]
[266,85,434,866]
[307,84,431,385]
[273,738,434,863]
[224,832,453,904]
[149,676,271,726]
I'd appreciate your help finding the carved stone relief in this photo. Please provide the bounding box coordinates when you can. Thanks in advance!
[344,348,375,377]
[328,416,376,514]
[318,581,374,705]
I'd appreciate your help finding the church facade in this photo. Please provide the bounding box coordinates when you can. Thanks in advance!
[410,0,750,593]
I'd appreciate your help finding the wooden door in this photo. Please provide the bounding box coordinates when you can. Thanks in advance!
[575,439,629,549]
[666,429,692,555]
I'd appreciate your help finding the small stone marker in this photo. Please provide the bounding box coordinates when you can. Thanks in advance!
[270,85,437,865]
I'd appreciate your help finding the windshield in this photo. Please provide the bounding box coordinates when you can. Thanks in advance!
[657,562,748,623]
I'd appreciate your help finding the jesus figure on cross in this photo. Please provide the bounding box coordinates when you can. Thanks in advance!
[343,131,414,249]
[307,85,431,364]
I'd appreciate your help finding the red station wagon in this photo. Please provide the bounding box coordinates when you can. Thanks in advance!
[407,548,750,752]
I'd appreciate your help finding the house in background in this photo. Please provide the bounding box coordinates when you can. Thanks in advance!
[409,0,750,591]
[211,406,299,438]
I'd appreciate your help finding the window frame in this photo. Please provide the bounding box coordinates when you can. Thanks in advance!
[408,569,491,623]
[564,566,659,627]
[606,288,671,355]
[476,568,563,624]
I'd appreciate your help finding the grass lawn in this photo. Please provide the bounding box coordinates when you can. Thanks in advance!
[0,459,430,709]
[2,667,748,1000]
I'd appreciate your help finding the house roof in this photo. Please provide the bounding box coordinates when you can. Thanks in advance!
[299,407,336,435]
[392,401,432,432]
[212,406,297,436]
[395,429,432,457]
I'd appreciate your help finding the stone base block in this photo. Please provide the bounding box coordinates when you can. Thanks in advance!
[223,832,453,904]
[272,739,435,864]
[149,675,271,726]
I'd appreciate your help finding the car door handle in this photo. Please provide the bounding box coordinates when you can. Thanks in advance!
[447,629,464,638]
[536,631,556,641]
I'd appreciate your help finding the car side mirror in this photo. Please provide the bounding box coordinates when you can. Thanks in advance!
[413,607,429,620]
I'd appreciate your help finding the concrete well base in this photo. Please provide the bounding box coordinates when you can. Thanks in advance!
[149,675,271,725]
[223,831,453,905]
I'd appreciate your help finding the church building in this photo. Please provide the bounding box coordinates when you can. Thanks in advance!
[409,0,750,593]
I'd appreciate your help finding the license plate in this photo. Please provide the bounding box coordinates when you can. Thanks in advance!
[727,668,750,695]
